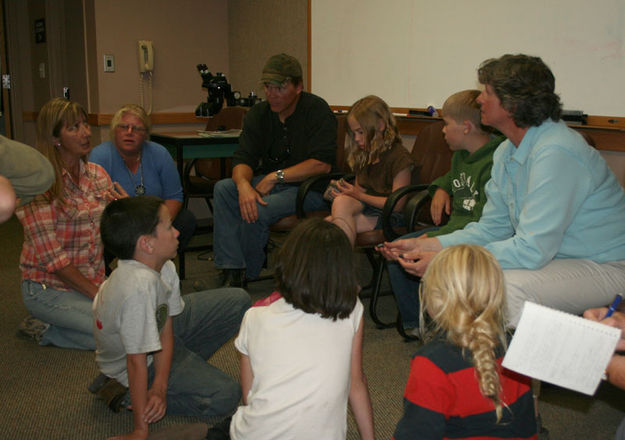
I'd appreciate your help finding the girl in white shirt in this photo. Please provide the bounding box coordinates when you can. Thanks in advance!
[231,218,375,440]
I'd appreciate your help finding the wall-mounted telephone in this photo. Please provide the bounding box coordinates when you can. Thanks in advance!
[137,40,154,114]
[138,40,154,73]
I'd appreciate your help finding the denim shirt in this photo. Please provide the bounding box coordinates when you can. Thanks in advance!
[438,120,625,269]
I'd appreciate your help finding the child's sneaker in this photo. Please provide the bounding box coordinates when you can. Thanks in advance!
[88,374,129,412]
[17,316,49,342]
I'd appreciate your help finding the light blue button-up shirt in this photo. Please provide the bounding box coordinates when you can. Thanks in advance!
[438,120,625,269]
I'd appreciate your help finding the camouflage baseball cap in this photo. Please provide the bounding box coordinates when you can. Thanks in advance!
[260,53,302,84]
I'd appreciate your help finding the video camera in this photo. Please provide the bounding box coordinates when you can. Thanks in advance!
[195,64,261,117]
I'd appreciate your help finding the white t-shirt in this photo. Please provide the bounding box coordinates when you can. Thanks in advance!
[231,297,364,440]
[93,259,184,386]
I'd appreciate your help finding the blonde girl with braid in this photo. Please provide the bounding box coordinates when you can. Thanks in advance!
[394,245,538,440]
[325,95,414,246]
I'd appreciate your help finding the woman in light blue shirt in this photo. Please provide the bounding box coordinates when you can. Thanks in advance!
[382,54,625,326]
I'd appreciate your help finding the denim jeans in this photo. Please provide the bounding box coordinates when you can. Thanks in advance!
[617,416,625,440]
[147,288,251,417]
[387,227,440,329]
[212,175,326,279]
[21,280,96,350]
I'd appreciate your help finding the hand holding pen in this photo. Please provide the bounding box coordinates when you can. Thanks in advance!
[583,295,625,351]
[604,294,623,319]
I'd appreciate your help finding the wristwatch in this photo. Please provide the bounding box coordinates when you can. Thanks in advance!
[276,169,285,183]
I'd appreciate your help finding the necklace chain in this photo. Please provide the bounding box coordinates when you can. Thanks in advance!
[124,154,145,195]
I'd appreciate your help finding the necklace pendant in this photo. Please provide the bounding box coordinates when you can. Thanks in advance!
[135,184,146,196]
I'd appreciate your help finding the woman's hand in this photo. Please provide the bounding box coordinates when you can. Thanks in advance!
[109,182,129,201]
[397,251,438,277]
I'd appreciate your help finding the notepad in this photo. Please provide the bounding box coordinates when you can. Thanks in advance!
[502,301,620,395]
[196,129,241,138]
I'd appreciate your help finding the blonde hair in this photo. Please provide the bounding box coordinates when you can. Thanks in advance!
[345,95,402,173]
[109,104,152,140]
[419,244,507,421]
[441,89,490,133]
[36,97,89,201]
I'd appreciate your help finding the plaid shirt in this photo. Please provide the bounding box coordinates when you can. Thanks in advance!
[16,161,114,291]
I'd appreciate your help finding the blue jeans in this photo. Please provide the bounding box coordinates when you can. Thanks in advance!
[147,288,251,417]
[21,280,95,350]
[213,175,326,279]
[387,227,439,329]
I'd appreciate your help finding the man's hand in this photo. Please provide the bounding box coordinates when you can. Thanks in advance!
[237,182,267,223]
[143,383,167,424]
[255,174,277,197]
[584,308,625,350]
[430,188,451,225]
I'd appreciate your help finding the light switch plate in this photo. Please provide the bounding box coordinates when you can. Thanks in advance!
[104,54,115,72]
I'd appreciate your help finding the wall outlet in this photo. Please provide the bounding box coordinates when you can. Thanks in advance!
[104,54,115,72]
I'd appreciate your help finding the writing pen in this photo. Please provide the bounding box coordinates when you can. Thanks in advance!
[604,294,623,319]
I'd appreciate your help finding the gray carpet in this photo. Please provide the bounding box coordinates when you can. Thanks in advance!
[0,215,623,439]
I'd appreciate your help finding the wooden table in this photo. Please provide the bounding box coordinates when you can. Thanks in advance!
[150,131,239,177]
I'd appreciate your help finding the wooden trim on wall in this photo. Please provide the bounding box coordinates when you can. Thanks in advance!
[23,109,625,153]
[330,106,625,153]
[23,111,208,126]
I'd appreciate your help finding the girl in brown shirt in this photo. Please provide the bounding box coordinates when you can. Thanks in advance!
[326,95,414,245]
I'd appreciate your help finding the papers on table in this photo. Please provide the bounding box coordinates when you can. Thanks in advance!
[196,129,241,138]
[503,301,620,395]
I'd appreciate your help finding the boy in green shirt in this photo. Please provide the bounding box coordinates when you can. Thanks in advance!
[386,89,504,333]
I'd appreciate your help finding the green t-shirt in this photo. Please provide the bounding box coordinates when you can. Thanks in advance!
[427,135,504,237]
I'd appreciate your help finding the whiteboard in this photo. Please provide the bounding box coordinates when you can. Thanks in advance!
[310,0,625,116]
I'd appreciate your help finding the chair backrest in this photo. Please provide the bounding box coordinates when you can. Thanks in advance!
[579,130,596,148]
[410,120,453,184]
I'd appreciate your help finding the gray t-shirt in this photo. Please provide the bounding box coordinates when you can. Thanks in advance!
[93,259,184,386]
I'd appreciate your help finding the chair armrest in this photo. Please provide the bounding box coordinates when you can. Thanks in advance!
[404,188,433,232]
[294,172,354,218]
[380,184,429,240]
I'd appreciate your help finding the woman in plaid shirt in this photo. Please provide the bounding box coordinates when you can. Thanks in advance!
[15,98,126,350]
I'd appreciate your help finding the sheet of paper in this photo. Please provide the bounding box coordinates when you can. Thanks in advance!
[502,301,620,395]
[196,129,241,138]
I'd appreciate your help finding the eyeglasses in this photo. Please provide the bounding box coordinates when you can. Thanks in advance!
[263,82,290,94]
[117,124,147,134]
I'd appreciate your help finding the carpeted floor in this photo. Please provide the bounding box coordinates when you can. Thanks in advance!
[0,215,623,439]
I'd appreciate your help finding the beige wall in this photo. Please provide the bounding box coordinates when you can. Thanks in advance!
[228,0,308,97]
[10,0,308,144]
[88,0,229,114]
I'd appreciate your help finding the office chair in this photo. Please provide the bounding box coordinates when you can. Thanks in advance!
[356,120,453,329]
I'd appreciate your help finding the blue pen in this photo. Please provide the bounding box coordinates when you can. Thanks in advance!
[604,294,623,319]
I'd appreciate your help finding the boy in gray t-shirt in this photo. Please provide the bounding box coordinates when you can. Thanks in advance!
[93,196,250,440]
